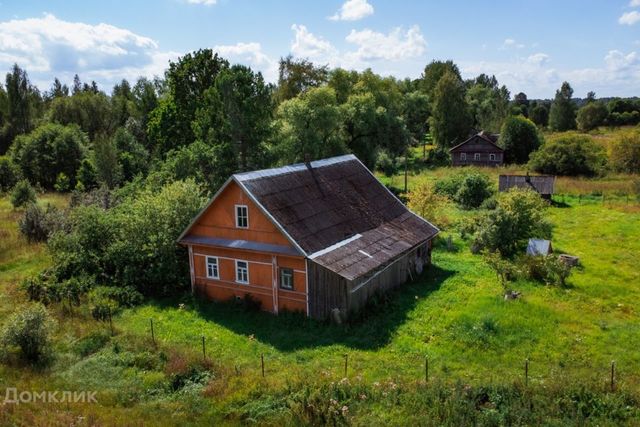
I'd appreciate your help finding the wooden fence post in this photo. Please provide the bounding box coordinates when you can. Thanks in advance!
[425,357,429,383]
[150,318,155,346]
[261,353,265,378]
[611,361,615,392]
[344,353,348,378]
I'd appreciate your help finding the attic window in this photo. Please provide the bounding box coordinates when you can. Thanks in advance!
[474,153,481,161]
[235,205,248,228]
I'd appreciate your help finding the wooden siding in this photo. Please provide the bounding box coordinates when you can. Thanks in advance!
[192,245,307,314]
[189,181,292,247]
[307,240,433,320]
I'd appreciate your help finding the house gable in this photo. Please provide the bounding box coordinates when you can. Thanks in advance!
[449,134,504,153]
[179,180,300,254]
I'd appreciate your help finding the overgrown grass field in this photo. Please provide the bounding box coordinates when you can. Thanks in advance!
[1,174,639,425]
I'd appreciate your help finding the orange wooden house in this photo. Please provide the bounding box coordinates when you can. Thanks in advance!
[178,155,439,320]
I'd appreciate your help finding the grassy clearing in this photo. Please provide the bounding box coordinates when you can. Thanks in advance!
[0,176,639,424]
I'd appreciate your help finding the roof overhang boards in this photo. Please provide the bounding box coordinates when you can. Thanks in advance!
[176,176,307,257]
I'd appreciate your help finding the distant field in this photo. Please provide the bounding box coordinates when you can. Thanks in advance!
[1,171,639,424]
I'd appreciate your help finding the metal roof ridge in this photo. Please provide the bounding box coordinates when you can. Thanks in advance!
[308,233,362,259]
[234,154,357,182]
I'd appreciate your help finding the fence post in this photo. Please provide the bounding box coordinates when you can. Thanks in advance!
[344,353,348,378]
[108,306,114,336]
[611,361,615,392]
[150,318,155,346]
[425,357,429,383]
[261,353,265,378]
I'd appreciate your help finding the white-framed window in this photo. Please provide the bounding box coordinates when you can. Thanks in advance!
[279,267,294,290]
[235,205,248,228]
[206,256,219,279]
[460,153,467,161]
[489,153,496,161]
[474,153,481,161]
[235,260,249,284]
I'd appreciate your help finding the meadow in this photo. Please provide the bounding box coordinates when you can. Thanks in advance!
[0,170,639,425]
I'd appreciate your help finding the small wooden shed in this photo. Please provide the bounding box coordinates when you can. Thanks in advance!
[499,174,556,199]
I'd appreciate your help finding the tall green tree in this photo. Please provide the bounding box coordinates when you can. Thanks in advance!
[577,102,608,131]
[275,55,329,103]
[3,64,33,153]
[275,86,345,162]
[429,71,472,149]
[93,135,122,189]
[499,116,542,164]
[420,60,461,99]
[466,74,510,133]
[549,82,577,131]
[215,65,273,171]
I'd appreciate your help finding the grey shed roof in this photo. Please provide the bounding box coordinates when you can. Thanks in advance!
[499,175,556,195]
[527,239,553,256]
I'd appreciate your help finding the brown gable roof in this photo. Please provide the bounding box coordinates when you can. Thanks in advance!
[235,155,438,255]
[449,132,504,152]
[499,175,556,195]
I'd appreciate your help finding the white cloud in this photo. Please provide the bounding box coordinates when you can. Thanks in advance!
[290,24,337,59]
[344,25,427,61]
[213,42,278,81]
[329,0,374,21]
[186,0,217,5]
[629,0,640,7]
[0,13,170,89]
[527,53,549,66]
[619,11,640,25]
[461,49,640,98]
[501,38,525,49]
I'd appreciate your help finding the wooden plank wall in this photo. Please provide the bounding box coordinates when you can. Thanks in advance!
[307,260,348,320]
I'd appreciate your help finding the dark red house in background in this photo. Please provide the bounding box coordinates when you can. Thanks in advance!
[449,131,504,167]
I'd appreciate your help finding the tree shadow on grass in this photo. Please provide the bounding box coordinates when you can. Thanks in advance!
[165,264,456,352]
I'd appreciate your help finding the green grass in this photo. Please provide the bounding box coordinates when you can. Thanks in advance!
[0,182,639,424]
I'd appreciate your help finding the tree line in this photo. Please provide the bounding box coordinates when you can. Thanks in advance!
[1,51,639,198]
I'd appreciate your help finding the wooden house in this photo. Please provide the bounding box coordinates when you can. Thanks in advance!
[178,155,439,320]
[449,131,504,166]
[499,174,556,199]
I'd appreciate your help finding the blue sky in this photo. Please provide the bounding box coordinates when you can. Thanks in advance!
[0,0,639,98]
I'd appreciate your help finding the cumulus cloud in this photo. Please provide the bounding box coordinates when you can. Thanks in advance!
[344,25,427,61]
[290,24,338,58]
[501,38,525,49]
[213,42,278,81]
[329,0,374,21]
[619,11,640,25]
[629,0,640,7]
[527,53,550,66]
[0,13,173,89]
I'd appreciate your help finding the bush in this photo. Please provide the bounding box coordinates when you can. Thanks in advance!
[0,304,54,363]
[434,173,465,198]
[609,131,640,173]
[18,203,66,243]
[529,134,607,176]
[10,179,37,208]
[518,255,572,287]
[577,102,608,131]
[407,181,452,228]
[499,115,543,163]
[9,123,87,190]
[472,188,552,256]
[455,172,494,209]
[0,156,21,192]
[54,172,71,192]
[375,150,397,177]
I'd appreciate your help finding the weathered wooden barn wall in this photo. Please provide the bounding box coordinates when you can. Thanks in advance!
[307,260,348,320]
[308,241,432,320]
